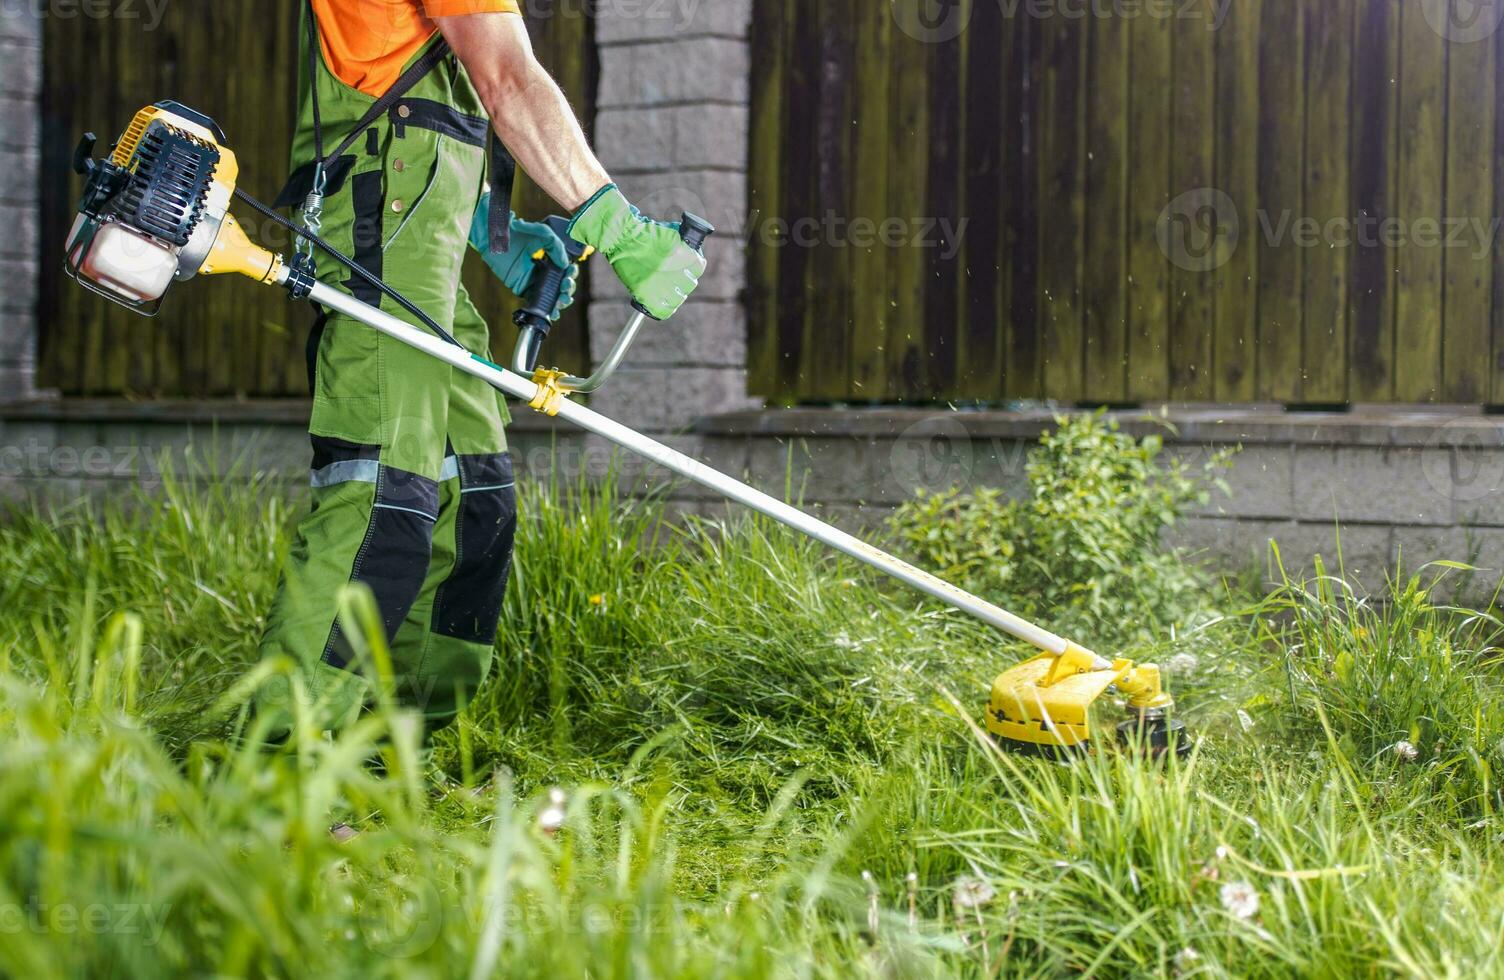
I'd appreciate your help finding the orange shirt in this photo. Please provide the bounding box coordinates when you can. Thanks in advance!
[312,0,521,98]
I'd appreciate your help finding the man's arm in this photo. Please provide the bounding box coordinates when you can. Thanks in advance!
[434,12,610,212]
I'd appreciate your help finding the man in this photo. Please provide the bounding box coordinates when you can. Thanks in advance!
[257,0,705,736]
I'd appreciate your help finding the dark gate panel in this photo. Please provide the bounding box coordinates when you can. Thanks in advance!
[749,0,1504,406]
[39,0,594,398]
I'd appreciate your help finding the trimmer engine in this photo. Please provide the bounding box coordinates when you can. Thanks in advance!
[65,101,275,314]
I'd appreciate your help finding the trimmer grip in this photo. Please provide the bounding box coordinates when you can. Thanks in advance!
[631,211,717,319]
[512,215,588,334]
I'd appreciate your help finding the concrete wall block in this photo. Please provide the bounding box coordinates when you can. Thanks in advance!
[0,95,39,149]
[1173,444,1295,520]
[0,363,30,397]
[1449,443,1504,526]
[588,299,746,368]
[0,42,39,97]
[595,0,752,43]
[0,143,37,204]
[0,259,36,313]
[598,432,753,501]
[588,366,756,431]
[0,6,40,43]
[1293,445,1455,525]
[596,104,749,173]
[597,37,749,108]
[1165,516,1294,573]
[1266,521,1395,585]
[1393,524,1504,579]
[0,307,33,364]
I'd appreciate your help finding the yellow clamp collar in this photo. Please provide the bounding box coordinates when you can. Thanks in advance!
[528,368,570,417]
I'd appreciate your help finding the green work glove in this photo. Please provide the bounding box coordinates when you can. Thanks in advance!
[468,193,579,321]
[567,184,705,321]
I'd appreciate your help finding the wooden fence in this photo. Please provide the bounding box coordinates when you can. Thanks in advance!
[749,0,1504,406]
[39,1,595,398]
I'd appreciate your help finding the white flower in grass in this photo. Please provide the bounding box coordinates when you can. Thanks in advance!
[1167,653,1199,675]
[1173,947,1201,974]
[538,787,567,836]
[1393,740,1420,762]
[951,875,995,913]
[1219,880,1260,920]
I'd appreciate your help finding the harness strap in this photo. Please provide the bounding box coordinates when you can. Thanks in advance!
[298,0,515,251]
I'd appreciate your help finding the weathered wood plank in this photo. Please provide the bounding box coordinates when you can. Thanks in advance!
[1301,0,1353,403]
[1083,12,1130,405]
[1168,8,1216,401]
[1255,0,1305,402]
[955,0,1004,401]
[1213,0,1261,401]
[773,0,822,400]
[1003,13,1042,400]
[1349,0,1400,403]
[800,0,857,402]
[1038,12,1086,402]
[846,0,892,401]
[1394,0,1448,402]
[1126,13,1172,402]
[886,17,932,400]
[1442,3,1495,403]
[746,0,790,402]
[924,0,967,399]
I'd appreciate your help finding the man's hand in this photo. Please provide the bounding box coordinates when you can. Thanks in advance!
[568,185,705,321]
[468,193,578,321]
[434,13,609,211]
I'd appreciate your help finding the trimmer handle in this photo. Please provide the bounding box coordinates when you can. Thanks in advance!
[631,211,716,319]
[512,215,589,336]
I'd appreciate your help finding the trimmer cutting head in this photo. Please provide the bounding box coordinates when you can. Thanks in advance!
[985,646,1190,757]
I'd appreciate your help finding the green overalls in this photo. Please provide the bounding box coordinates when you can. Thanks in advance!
[257,13,515,735]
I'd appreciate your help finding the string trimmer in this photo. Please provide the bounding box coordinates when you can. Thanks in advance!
[63,101,1189,756]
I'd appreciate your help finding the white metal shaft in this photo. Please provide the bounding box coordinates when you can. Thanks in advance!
[305,279,1073,656]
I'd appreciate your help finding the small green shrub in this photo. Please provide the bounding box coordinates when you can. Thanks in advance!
[888,412,1232,648]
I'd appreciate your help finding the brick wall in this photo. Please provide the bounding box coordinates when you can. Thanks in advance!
[0,4,39,399]
[587,0,757,432]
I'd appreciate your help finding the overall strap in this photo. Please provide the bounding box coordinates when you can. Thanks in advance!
[300,0,514,251]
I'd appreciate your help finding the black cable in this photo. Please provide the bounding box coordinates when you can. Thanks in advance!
[233,186,465,350]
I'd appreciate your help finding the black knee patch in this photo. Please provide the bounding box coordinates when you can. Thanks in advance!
[324,459,440,670]
[433,452,517,645]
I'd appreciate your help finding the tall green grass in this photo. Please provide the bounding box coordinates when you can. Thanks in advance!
[2,450,1504,976]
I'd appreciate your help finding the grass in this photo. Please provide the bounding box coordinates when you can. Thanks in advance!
[2,451,1504,976]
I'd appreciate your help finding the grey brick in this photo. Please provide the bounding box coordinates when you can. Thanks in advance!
[1393,524,1504,576]
[0,261,36,313]
[0,307,34,363]
[597,38,749,108]
[1167,516,1293,574]
[595,0,752,43]
[1448,442,1504,526]
[0,202,38,259]
[745,430,1030,508]
[0,42,38,96]
[1265,521,1395,586]
[596,104,748,172]
[1173,444,1294,520]
[587,366,756,431]
[1293,445,1455,525]
[0,97,38,150]
[604,432,753,500]
[0,145,37,203]
[0,6,40,43]
[588,298,746,368]
[0,361,30,401]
